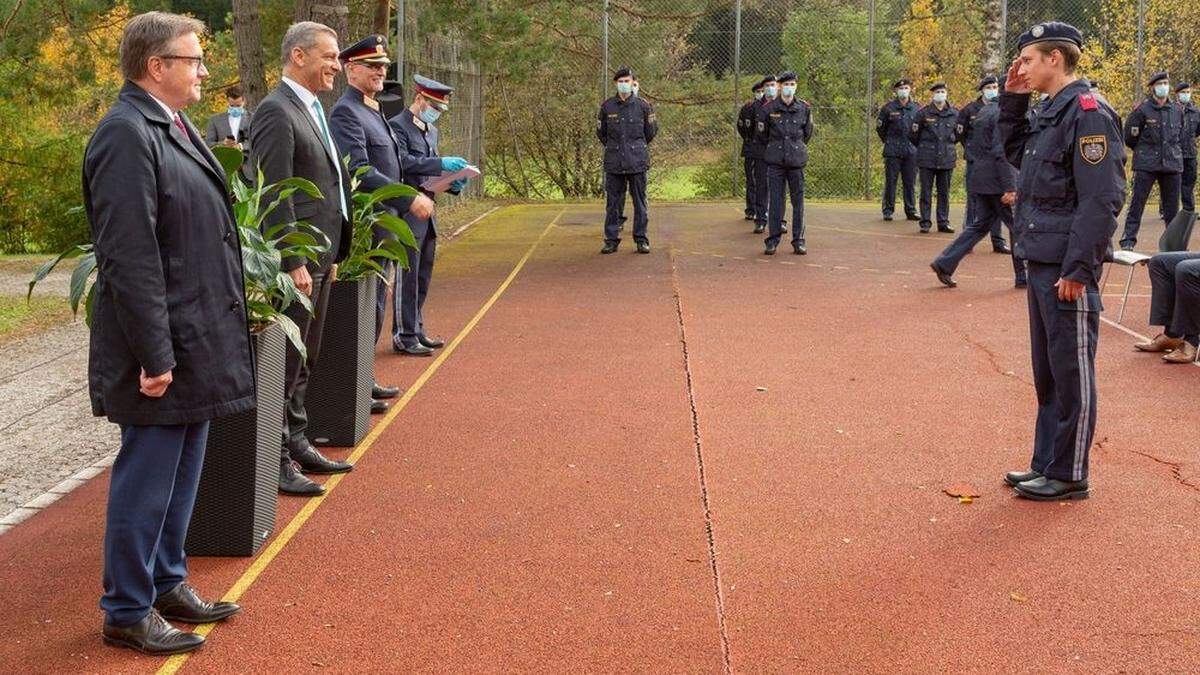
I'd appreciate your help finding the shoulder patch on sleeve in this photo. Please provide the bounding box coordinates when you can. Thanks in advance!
[1079,134,1107,165]
[1078,93,1098,111]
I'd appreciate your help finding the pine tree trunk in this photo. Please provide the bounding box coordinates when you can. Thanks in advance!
[294,0,350,107]
[231,0,268,108]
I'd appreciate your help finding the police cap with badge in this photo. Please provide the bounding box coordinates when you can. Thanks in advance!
[893,77,912,89]
[977,74,998,90]
[339,34,392,65]
[1015,21,1084,50]
[1147,71,1169,88]
[414,74,454,112]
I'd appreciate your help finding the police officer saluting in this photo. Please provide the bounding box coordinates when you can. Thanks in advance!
[997,21,1126,500]
[1121,71,1183,250]
[909,82,958,234]
[758,70,813,255]
[598,66,658,254]
[750,75,777,234]
[738,79,765,222]
[957,75,1010,253]
[1177,82,1200,213]
[877,78,920,222]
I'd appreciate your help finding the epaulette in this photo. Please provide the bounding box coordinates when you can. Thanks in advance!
[1079,93,1098,111]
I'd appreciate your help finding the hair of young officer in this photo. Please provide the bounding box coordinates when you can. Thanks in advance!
[119,11,206,81]
[226,86,243,99]
[280,21,338,68]
[1032,40,1081,74]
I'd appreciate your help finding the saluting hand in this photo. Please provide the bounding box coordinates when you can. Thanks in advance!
[1005,57,1031,95]
[290,266,313,297]
[139,368,173,398]
[1055,278,1085,302]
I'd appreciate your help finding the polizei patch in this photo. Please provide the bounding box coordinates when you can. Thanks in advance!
[1079,135,1107,165]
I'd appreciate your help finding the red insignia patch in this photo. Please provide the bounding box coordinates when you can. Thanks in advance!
[1079,93,1098,111]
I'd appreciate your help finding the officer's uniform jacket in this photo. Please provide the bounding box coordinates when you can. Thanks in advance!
[956,97,985,162]
[737,99,758,158]
[388,109,451,241]
[965,103,1015,196]
[876,98,918,158]
[329,87,415,222]
[746,97,772,160]
[909,102,959,170]
[1180,101,1200,160]
[1124,98,1183,173]
[999,79,1127,285]
[756,97,814,168]
[596,94,657,174]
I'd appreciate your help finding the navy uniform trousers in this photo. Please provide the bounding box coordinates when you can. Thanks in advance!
[1122,170,1181,248]
[1182,158,1198,213]
[102,422,209,625]
[743,156,756,218]
[387,216,438,348]
[882,155,917,218]
[604,171,648,244]
[766,165,805,246]
[1025,262,1099,482]
[918,168,952,229]
[1148,252,1200,338]
[932,195,1025,282]
[963,162,1006,247]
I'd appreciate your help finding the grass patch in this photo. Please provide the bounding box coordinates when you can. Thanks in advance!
[0,294,73,345]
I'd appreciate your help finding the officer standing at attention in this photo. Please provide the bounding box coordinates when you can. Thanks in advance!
[757,70,813,255]
[1177,83,1200,213]
[956,75,1010,253]
[997,21,1126,501]
[909,82,958,234]
[598,66,657,254]
[877,78,920,222]
[737,79,765,222]
[1121,71,1183,250]
[750,75,777,234]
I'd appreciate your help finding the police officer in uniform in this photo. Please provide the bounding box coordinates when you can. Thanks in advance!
[750,75,777,234]
[956,75,1010,253]
[738,79,766,221]
[1121,71,1183,250]
[909,82,958,233]
[998,21,1126,500]
[757,70,813,255]
[598,66,658,254]
[877,78,920,222]
[1177,83,1200,212]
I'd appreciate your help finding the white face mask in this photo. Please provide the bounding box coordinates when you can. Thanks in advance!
[897,87,911,100]
[765,85,777,98]
[932,91,947,104]
[781,84,797,98]
[1181,92,1193,104]
[982,86,999,101]
[1154,83,1170,99]
[616,81,632,95]
[754,91,764,101]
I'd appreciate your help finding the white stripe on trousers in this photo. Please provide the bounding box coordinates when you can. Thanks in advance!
[1073,294,1091,481]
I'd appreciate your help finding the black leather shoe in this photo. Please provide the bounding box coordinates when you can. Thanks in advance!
[1003,470,1042,487]
[883,214,893,221]
[938,225,955,234]
[636,241,651,254]
[395,342,434,356]
[372,383,400,399]
[764,243,777,255]
[418,335,445,349]
[919,223,931,233]
[744,213,756,221]
[753,224,765,234]
[992,242,1012,254]
[601,241,619,254]
[103,609,204,655]
[279,461,324,496]
[930,262,957,288]
[906,213,921,222]
[371,399,388,414]
[781,223,789,233]
[292,445,352,474]
[154,583,241,624]
[792,242,807,255]
[1120,243,1136,251]
[1014,476,1089,501]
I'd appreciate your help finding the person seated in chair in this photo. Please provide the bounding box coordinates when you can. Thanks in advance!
[1134,251,1200,363]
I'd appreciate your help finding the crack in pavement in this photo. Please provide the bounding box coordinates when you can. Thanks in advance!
[1126,449,1200,493]
[667,247,733,675]
[955,330,1033,387]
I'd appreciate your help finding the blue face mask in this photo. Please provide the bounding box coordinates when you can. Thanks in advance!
[1154,84,1170,99]
[982,87,999,101]
[228,106,245,118]
[754,91,764,101]
[419,107,442,124]
[897,88,910,100]
[932,91,947,104]
[765,85,778,98]
[616,81,633,95]
[1182,92,1193,104]
[781,84,797,98]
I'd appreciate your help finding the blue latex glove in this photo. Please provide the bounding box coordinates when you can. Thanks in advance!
[440,156,468,172]
[450,179,467,193]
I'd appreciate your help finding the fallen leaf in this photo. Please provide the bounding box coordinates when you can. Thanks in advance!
[1009,592,1027,603]
[756,386,768,392]
[943,483,981,499]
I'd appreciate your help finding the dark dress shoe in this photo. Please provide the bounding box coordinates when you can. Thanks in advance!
[919,224,931,233]
[371,399,389,414]
[1003,469,1042,487]
[883,214,894,221]
[1015,279,1028,289]
[1015,476,1089,501]
[764,243,777,255]
[937,225,955,234]
[154,583,241,624]
[279,461,324,496]
[781,224,789,233]
[636,241,651,254]
[419,335,445,349]
[906,213,921,221]
[103,609,205,655]
[372,383,400,399]
[600,241,619,254]
[744,213,756,221]
[992,242,1012,254]
[292,445,352,474]
[395,342,434,356]
[930,262,957,288]
[792,242,807,255]
[753,224,765,234]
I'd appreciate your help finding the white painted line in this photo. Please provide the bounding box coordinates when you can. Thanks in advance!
[449,205,500,239]
[731,256,746,261]
[832,265,850,270]
[862,268,879,273]
[894,270,912,275]
[780,261,797,265]
[806,263,823,268]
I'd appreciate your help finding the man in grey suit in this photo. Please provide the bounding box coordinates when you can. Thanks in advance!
[204,86,253,181]
[250,22,354,497]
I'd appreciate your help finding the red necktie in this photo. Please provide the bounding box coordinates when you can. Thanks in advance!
[173,113,190,139]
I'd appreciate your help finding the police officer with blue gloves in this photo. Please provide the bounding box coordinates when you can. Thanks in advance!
[1121,71,1183,250]
[877,78,920,222]
[957,75,1010,253]
[1178,83,1200,213]
[598,66,658,254]
[738,79,765,222]
[931,96,1026,288]
[909,82,958,234]
[750,75,777,234]
[388,74,469,356]
[998,21,1126,501]
[757,70,813,255]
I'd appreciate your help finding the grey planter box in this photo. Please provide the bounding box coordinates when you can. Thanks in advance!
[185,322,285,557]
[306,278,376,447]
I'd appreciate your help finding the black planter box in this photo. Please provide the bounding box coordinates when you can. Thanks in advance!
[306,279,376,447]
[185,322,285,557]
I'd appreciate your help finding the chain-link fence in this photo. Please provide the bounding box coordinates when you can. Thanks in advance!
[597,0,1200,201]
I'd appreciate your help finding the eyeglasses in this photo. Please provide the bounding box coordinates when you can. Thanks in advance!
[350,62,389,72]
[159,54,205,68]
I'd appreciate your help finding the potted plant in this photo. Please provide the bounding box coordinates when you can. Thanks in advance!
[304,162,418,447]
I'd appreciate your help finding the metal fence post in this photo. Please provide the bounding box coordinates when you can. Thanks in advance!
[732,0,742,198]
[395,0,405,81]
[864,0,876,201]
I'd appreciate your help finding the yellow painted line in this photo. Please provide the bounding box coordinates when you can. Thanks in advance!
[158,209,564,675]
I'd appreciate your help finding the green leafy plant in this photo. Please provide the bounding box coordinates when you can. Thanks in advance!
[26,207,97,324]
[336,161,420,283]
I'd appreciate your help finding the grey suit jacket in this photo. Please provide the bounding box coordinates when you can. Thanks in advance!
[205,110,254,180]
[249,83,353,272]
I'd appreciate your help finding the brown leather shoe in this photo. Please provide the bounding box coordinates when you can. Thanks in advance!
[103,609,205,655]
[154,583,241,623]
[1162,341,1199,364]
[1135,333,1183,352]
